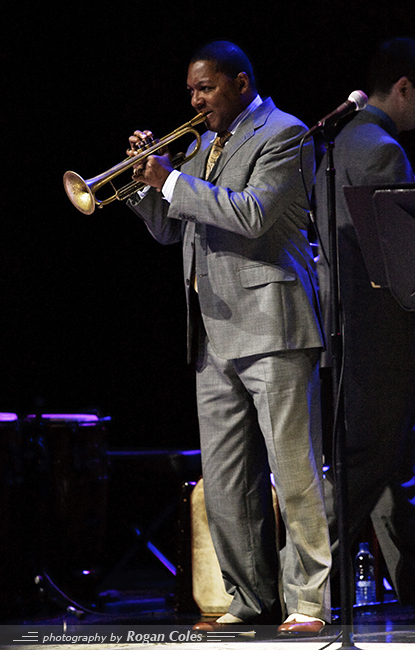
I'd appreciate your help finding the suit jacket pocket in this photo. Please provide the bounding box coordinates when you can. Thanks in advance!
[239,263,297,288]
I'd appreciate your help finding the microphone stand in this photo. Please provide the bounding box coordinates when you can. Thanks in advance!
[322,125,359,649]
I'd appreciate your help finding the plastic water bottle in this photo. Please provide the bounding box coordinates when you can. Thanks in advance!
[355,542,376,605]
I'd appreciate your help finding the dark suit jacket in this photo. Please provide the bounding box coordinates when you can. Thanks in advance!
[315,106,415,585]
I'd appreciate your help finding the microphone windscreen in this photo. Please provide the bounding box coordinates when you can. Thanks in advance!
[348,90,368,110]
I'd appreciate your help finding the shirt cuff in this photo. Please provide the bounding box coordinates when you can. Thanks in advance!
[162,169,182,203]
[128,184,151,206]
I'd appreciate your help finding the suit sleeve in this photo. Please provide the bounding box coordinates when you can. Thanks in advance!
[167,123,314,239]
[127,186,183,246]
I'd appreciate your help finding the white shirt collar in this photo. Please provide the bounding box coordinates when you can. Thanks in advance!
[211,94,263,142]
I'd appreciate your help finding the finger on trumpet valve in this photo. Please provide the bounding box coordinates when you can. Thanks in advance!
[127,131,157,157]
[135,129,154,146]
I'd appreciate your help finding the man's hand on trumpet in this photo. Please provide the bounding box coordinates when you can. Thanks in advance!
[127,129,174,192]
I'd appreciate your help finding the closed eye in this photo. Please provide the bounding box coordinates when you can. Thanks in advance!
[187,85,214,95]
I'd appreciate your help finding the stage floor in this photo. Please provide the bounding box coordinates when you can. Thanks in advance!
[2,445,415,647]
[2,565,415,648]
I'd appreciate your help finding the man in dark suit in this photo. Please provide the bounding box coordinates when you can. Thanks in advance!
[127,40,331,634]
[315,37,415,606]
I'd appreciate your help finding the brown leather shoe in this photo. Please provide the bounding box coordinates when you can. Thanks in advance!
[193,621,227,631]
[277,618,325,636]
[192,620,254,632]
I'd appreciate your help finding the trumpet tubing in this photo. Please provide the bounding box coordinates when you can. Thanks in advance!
[63,113,207,215]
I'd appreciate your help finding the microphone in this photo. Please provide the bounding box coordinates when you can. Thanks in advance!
[305,90,368,137]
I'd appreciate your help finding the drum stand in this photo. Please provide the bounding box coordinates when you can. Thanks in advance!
[34,572,89,620]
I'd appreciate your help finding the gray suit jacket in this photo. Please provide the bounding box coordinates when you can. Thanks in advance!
[129,97,324,360]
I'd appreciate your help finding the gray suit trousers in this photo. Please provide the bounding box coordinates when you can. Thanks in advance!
[196,334,332,623]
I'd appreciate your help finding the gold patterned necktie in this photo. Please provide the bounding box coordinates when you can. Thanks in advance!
[205,131,231,179]
[191,132,232,292]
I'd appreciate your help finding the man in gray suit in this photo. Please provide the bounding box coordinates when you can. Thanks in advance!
[315,37,415,606]
[127,40,331,634]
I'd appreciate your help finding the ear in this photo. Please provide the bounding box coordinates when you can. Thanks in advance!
[396,75,411,97]
[236,71,250,94]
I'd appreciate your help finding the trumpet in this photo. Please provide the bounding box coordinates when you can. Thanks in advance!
[63,113,207,215]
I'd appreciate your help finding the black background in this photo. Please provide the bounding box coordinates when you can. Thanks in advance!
[2,0,415,450]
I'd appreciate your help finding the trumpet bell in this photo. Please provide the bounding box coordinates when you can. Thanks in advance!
[63,171,95,215]
[63,113,207,214]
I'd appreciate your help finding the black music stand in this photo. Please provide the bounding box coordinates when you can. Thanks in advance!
[344,184,415,311]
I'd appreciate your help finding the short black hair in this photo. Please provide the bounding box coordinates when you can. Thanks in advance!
[367,37,415,96]
[190,40,256,92]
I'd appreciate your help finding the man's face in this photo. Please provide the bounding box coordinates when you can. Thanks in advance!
[187,60,247,135]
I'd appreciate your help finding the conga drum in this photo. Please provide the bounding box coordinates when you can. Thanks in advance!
[189,477,282,616]
[0,413,34,614]
[24,414,110,591]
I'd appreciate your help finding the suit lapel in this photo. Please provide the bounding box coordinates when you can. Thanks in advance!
[208,98,276,184]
